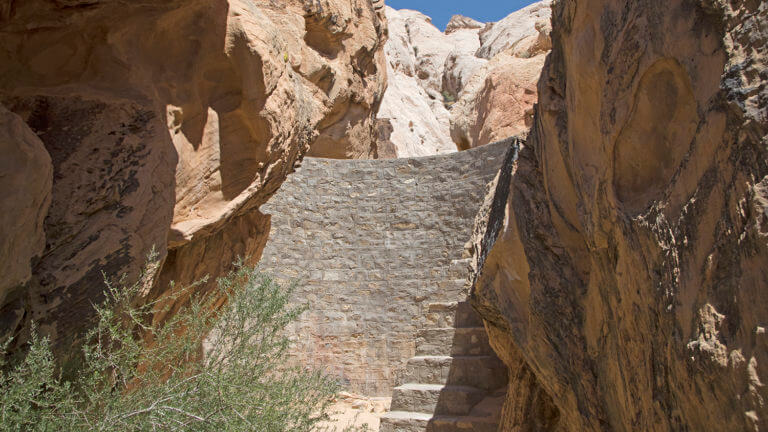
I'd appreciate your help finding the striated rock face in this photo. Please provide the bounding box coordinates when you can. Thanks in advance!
[470,0,768,430]
[450,2,552,149]
[0,0,387,350]
[376,6,482,157]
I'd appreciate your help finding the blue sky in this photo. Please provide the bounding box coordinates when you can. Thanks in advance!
[385,0,539,31]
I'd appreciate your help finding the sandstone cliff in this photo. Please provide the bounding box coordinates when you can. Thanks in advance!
[470,0,768,430]
[376,7,469,157]
[377,1,552,155]
[0,0,386,351]
[450,1,552,149]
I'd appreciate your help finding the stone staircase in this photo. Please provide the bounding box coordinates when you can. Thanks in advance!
[380,301,508,432]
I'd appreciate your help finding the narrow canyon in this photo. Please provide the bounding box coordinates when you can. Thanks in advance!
[0,0,766,431]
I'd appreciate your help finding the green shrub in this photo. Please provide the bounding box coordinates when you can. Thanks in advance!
[0,258,340,431]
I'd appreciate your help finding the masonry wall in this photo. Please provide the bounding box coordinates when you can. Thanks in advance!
[258,139,513,396]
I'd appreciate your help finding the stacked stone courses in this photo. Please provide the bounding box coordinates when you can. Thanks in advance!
[258,139,513,396]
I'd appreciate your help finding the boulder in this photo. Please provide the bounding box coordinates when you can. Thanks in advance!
[442,30,488,101]
[450,47,547,149]
[450,6,551,149]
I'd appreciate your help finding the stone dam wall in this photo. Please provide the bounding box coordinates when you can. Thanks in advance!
[258,139,513,396]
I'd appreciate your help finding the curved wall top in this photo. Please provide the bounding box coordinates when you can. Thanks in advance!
[258,139,514,395]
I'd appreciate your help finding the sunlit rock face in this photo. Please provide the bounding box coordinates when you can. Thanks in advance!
[469,0,768,430]
[376,6,468,157]
[0,0,387,350]
[450,1,552,149]
[378,1,553,155]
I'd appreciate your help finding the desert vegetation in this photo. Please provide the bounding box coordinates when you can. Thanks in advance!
[0,257,343,431]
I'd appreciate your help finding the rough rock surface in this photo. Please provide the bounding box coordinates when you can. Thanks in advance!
[470,0,768,430]
[445,15,484,35]
[441,33,488,102]
[450,2,552,149]
[377,6,482,157]
[0,106,52,312]
[259,140,512,395]
[476,1,552,60]
[376,7,454,157]
[0,0,386,350]
[450,45,548,149]
[378,2,552,155]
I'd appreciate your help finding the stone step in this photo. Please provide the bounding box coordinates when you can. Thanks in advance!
[416,327,494,356]
[379,411,432,432]
[427,415,499,432]
[399,355,507,390]
[380,411,498,432]
[381,412,499,432]
[391,383,485,416]
[425,301,484,329]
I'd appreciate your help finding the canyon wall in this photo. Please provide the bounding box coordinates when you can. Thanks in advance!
[470,0,768,430]
[376,7,477,157]
[0,0,387,352]
[375,1,552,156]
[259,140,512,395]
[450,1,552,150]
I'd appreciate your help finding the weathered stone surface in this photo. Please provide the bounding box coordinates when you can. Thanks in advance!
[470,0,768,430]
[475,1,551,60]
[0,105,52,328]
[445,15,484,35]
[377,6,486,157]
[379,2,551,155]
[441,32,487,102]
[1,96,176,350]
[377,7,456,157]
[415,327,494,357]
[382,296,507,431]
[0,0,386,350]
[391,383,485,416]
[450,2,551,149]
[377,68,453,157]
[259,140,512,395]
[450,47,547,149]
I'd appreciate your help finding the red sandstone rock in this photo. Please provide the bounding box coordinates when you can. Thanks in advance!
[0,0,387,349]
[450,2,552,149]
[470,0,768,430]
